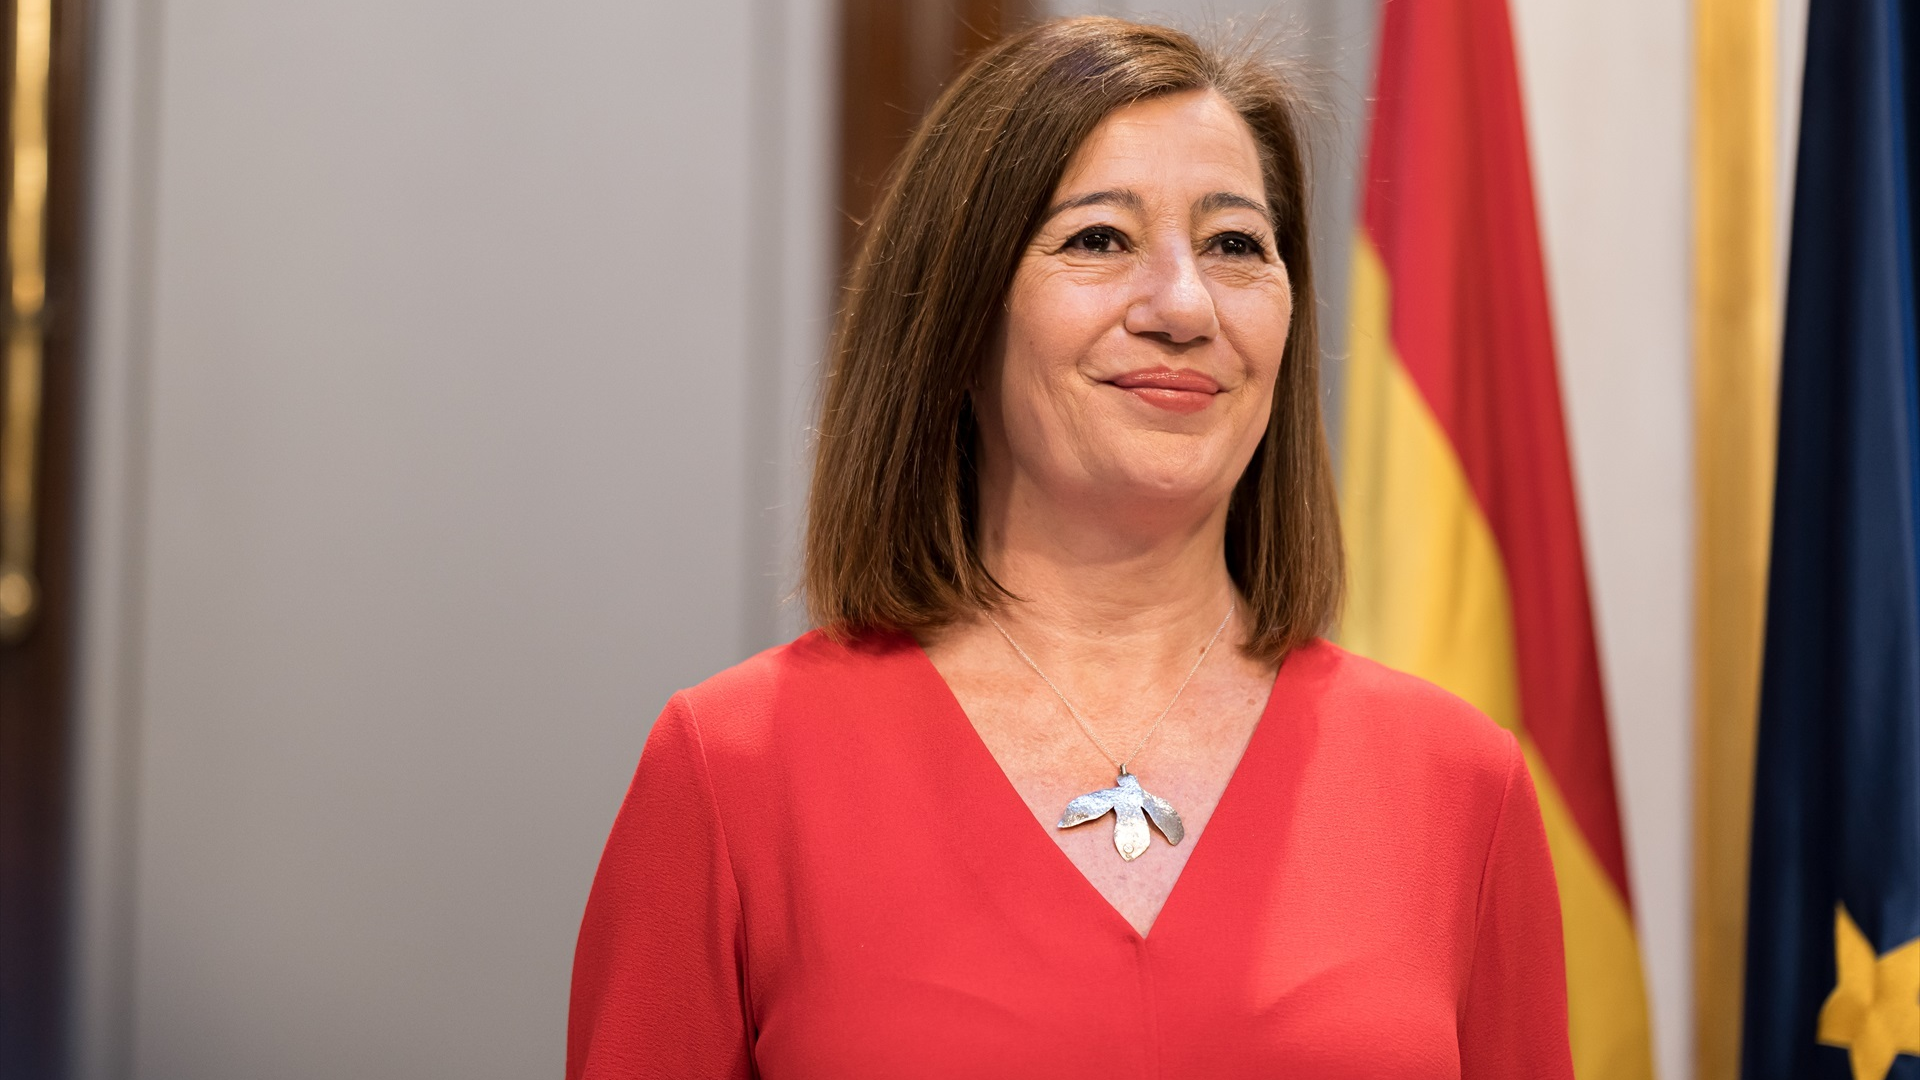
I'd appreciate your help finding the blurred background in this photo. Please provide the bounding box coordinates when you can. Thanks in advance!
[0,0,1812,1077]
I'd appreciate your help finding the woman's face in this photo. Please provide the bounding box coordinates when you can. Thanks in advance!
[978,89,1291,526]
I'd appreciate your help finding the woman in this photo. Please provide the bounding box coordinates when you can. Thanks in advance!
[569,17,1572,1078]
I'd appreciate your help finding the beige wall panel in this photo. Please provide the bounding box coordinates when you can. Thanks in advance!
[72,0,833,1076]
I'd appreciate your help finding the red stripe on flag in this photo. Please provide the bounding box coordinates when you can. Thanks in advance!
[1360,0,1632,904]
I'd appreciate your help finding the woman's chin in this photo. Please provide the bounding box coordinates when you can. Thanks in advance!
[1070,461,1241,515]
[1070,434,1249,502]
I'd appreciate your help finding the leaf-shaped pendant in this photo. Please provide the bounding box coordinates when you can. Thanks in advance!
[1057,770,1185,861]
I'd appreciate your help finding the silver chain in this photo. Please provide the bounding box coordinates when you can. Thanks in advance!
[984,600,1234,775]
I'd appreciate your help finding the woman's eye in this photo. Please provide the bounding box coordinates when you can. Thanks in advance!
[1212,232,1267,259]
[1064,227,1126,254]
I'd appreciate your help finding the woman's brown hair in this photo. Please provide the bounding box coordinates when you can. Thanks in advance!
[804,16,1343,664]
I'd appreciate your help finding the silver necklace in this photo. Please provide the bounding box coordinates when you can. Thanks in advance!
[985,601,1233,861]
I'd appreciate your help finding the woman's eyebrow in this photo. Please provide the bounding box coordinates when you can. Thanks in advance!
[1195,191,1273,222]
[1042,188,1145,222]
[1042,189,1273,225]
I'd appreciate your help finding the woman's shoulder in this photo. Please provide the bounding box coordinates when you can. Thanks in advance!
[1280,638,1522,790]
[660,627,922,763]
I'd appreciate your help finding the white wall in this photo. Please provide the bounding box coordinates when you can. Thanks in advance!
[68,0,831,1076]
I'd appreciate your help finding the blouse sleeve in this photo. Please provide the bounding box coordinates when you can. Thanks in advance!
[1458,735,1575,1079]
[567,694,753,1080]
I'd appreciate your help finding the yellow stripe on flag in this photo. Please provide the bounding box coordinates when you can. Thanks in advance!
[1341,241,1522,732]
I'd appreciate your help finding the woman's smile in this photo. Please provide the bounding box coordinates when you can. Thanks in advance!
[1102,366,1222,414]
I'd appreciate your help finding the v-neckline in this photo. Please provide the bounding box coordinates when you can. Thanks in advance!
[900,635,1288,945]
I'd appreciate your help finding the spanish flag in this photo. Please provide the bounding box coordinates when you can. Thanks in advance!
[1338,0,1657,1076]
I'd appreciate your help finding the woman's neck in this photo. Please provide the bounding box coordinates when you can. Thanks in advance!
[971,480,1241,674]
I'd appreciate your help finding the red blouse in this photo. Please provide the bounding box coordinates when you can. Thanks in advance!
[567,632,1572,1079]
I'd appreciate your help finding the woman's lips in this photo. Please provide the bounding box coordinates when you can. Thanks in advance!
[1106,368,1221,414]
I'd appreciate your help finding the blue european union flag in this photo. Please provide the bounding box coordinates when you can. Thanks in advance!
[1741,1,1920,1078]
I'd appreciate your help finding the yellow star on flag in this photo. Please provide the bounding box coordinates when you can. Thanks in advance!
[1819,903,1920,1080]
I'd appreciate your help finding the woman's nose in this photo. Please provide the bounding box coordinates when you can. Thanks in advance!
[1125,243,1218,345]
